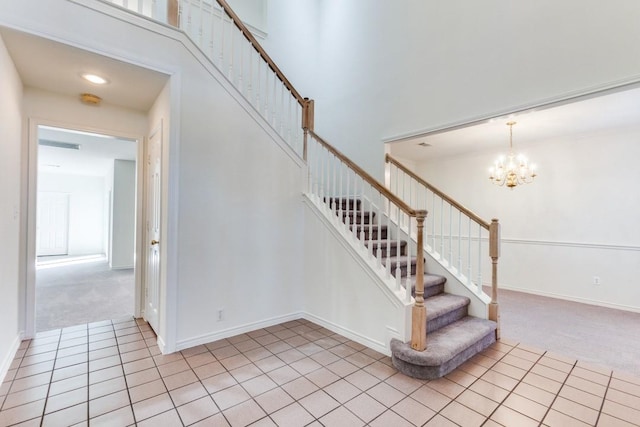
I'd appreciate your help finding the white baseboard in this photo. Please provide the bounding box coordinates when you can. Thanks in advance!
[299,313,390,356]
[499,285,640,314]
[175,312,394,357]
[0,332,24,384]
[175,312,304,351]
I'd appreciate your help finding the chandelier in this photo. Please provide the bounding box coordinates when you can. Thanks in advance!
[488,121,537,189]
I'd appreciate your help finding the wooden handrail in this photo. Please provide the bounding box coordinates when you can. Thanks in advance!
[309,131,417,217]
[385,154,491,229]
[214,0,306,106]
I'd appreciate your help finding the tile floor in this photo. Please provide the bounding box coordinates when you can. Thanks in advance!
[1,318,639,426]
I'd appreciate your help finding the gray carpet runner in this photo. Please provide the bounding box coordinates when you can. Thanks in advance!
[331,198,497,380]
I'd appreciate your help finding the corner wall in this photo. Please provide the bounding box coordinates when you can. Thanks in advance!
[0,33,23,382]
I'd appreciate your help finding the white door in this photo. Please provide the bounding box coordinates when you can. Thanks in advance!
[145,128,162,332]
[37,192,70,256]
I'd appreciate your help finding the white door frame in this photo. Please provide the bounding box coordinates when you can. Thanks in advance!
[24,118,145,337]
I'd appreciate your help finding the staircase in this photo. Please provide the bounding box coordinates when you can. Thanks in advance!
[104,0,501,381]
[330,197,497,380]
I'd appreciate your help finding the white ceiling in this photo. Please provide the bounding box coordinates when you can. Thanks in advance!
[38,126,137,177]
[388,85,640,161]
[0,27,168,111]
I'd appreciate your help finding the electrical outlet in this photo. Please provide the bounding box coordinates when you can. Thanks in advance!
[217,308,224,321]
[593,276,601,285]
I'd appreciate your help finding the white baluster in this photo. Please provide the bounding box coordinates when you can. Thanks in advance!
[280,85,285,136]
[352,173,359,241]
[377,194,384,271]
[440,198,444,261]
[395,211,402,291]
[238,37,244,94]
[219,7,224,67]
[186,0,192,37]
[367,185,373,259]
[318,140,324,203]
[431,192,436,250]
[272,72,277,126]
[287,95,292,147]
[264,67,269,118]
[458,210,462,273]
[468,217,472,287]
[337,162,343,224]
[255,57,261,111]
[477,223,483,295]
[208,3,215,58]
[449,203,453,266]
[406,218,412,303]
[247,46,253,102]
[198,0,203,47]
[228,23,234,81]
[345,167,350,233]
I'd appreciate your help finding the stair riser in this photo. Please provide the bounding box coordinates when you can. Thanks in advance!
[427,306,468,334]
[412,284,445,299]
[353,227,388,240]
[341,212,374,225]
[369,245,406,258]
[390,261,418,278]
[325,198,361,211]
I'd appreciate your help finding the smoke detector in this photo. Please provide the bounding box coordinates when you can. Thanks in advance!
[80,93,102,105]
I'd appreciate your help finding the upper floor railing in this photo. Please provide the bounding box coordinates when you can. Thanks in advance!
[107,0,306,157]
[385,155,500,335]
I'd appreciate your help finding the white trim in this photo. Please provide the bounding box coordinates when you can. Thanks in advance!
[176,311,393,356]
[382,76,640,144]
[0,332,23,384]
[501,238,640,252]
[499,285,640,315]
[176,312,303,351]
[25,118,145,338]
[301,313,389,356]
[426,233,639,253]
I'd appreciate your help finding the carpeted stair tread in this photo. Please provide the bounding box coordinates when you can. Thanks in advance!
[390,317,497,379]
[407,274,446,298]
[381,256,421,277]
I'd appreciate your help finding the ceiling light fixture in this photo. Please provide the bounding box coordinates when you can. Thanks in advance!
[81,73,109,85]
[80,93,102,105]
[488,121,537,189]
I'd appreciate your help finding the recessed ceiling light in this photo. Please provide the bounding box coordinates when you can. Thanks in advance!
[81,73,109,85]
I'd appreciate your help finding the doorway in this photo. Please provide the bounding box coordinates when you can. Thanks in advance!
[33,125,140,332]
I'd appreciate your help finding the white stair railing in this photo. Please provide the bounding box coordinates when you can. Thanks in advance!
[385,154,501,337]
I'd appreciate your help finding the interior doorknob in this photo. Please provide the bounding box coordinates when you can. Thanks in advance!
[151,240,160,245]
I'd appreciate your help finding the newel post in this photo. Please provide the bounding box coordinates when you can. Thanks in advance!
[489,218,501,340]
[411,210,428,351]
[302,98,315,161]
[167,0,179,27]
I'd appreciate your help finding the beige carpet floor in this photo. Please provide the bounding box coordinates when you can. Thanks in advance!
[497,287,640,377]
[36,258,134,332]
